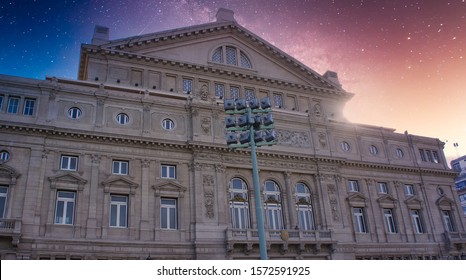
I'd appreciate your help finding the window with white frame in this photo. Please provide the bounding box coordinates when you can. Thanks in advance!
[404,184,415,196]
[377,182,388,194]
[7,96,20,114]
[0,186,8,218]
[295,183,315,230]
[353,207,368,233]
[411,209,425,234]
[162,118,174,130]
[348,180,359,192]
[263,180,283,230]
[182,78,193,94]
[110,195,128,227]
[112,160,128,175]
[116,113,129,125]
[442,210,456,232]
[161,164,176,179]
[23,98,36,116]
[229,178,250,229]
[54,191,75,225]
[161,198,177,229]
[214,83,225,99]
[383,208,397,233]
[60,155,78,171]
[0,150,10,161]
[67,107,82,119]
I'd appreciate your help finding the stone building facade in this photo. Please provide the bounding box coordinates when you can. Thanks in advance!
[0,9,465,260]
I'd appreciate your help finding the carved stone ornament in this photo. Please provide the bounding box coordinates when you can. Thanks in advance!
[201,117,211,135]
[200,84,209,101]
[318,132,327,147]
[276,129,311,148]
[203,175,214,187]
[314,103,322,117]
[204,190,215,219]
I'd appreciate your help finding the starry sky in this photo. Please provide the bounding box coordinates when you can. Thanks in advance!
[1,0,465,163]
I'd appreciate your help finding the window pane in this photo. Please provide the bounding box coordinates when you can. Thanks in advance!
[161,208,167,228]
[226,47,237,65]
[212,47,223,63]
[120,205,127,227]
[169,208,176,229]
[110,205,117,226]
[66,201,74,224]
[23,98,36,115]
[55,201,64,224]
[7,97,20,113]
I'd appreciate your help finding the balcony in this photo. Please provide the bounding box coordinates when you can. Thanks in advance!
[0,219,22,246]
[443,231,466,251]
[226,228,335,254]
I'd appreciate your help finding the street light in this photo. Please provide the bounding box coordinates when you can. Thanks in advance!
[224,96,277,260]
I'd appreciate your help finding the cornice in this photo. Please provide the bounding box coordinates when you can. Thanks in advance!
[0,123,455,177]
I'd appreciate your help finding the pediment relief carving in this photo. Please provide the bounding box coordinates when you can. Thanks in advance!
[48,172,87,191]
[0,164,20,185]
[436,196,455,210]
[101,176,139,194]
[152,180,187,198]
[346,193,367,207]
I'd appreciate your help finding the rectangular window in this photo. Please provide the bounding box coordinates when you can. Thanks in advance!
[182,78,193,94]
[161,164,176,179]
[112,160,128,175]
[442,210,456,232]
[7,96,20,114]
[230,201,250,229]
[55,191,75,225]
[23,98,36,116]
[377,182,388,194]
[411,209,425,234]
[0,95,4,112]
[348,180,359,192]
[214,83,225,99]
[110,195,128,227]
[230,86,240,100]
[265,204,283,230]
[432,151,439,163]
[60,155,78,171]
[353,207,368,233]
[419,149,427,162]
[0,186,8,218]
[161,198,177,229]
[244,88,255,101]
[383,208,397,233]
[404,184,415,196]
[273,93,283,108]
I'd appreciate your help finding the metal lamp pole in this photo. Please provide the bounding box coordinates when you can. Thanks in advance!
[224,97,276,260]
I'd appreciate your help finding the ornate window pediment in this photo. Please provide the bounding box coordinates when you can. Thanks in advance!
[152,180,186,198]
[376,194,398,208]
[102,176,138,194]
[48,172,87,191]
[0,164,20,185]
[346,193,368,207]
[436,196,456,210]
[404,196,423,209]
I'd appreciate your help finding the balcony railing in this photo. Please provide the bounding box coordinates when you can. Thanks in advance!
[0,218,22,240]
[226,228,333,243]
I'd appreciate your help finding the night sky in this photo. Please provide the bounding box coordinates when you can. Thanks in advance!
[1,0,464,162]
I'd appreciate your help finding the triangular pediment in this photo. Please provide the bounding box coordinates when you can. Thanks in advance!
[377,194,398,207]
[96,20,341,91]
[404,196,423,208]
[436,196,456,210]
[152,180,187,198]
[346,193,368,207]
[48,172,87,190]
[0,164,20,185]
[101,176,139,194]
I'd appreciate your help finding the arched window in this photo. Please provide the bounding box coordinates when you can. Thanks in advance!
[295,183,315,230]
[211,45,253,69]
[229,178,250,229]
[263,180,283,230]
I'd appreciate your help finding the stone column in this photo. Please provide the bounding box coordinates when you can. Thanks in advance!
[139,159,151,240]
[284,171,296,229]
[86,154,100,239]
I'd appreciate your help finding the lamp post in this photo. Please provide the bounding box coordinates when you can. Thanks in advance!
[224,97,276,260]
